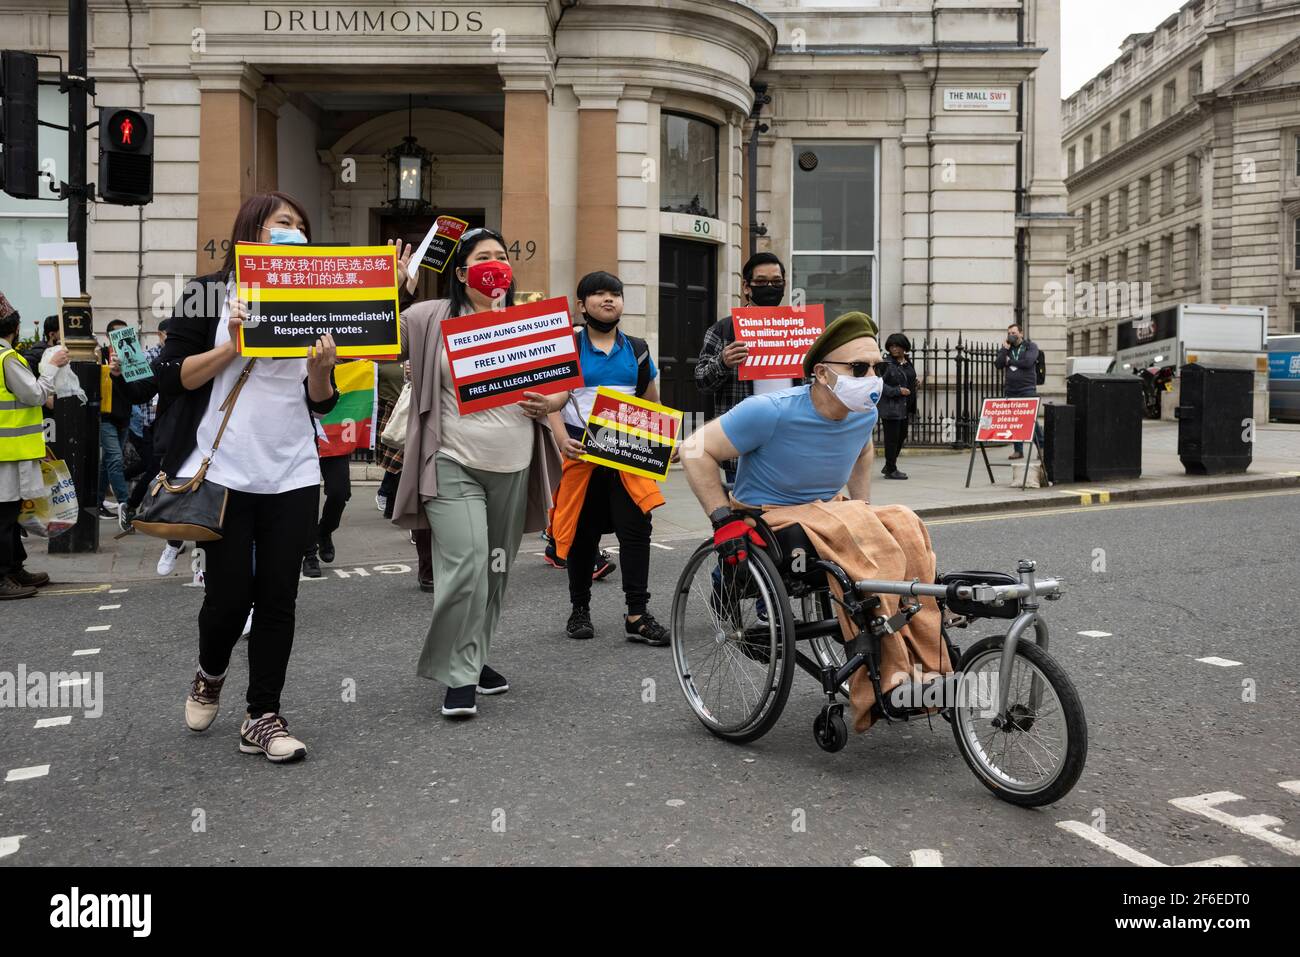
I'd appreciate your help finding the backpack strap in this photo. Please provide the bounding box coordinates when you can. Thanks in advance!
[627,334,652,398]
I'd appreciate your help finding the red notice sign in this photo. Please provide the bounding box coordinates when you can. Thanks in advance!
[976,397,1041,443]
[734,304,825,380]
[441,296,584,414]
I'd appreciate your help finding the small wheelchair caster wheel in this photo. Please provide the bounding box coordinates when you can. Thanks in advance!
[814,704,849,753]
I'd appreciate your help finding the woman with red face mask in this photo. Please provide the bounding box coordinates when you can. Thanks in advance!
[388,228,566,719]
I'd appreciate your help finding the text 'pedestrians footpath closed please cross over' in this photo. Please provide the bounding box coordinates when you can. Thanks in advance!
[234,243,402,358]
[976,397,1041,443]
[441,296,585,414]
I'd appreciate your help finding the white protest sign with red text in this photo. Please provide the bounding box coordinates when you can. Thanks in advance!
[976,397,1040,442]
[441,296,584,414]
[734,304,825,380]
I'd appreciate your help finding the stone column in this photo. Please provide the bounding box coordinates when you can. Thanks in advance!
[255,84,287,194]
[195,66,260,266]
[573,83,622,284]
[499,69,553,298]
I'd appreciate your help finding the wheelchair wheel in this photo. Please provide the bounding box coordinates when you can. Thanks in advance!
[801,591,851,699]
[670,541,796,743]
[951,635,1088,807]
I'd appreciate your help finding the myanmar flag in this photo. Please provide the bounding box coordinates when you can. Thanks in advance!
[318,360,378,457]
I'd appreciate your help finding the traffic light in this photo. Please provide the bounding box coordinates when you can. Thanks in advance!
[98,106,153,205]
[0,50,39,199]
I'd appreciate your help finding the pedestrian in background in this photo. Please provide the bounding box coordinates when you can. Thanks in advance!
[155,190,338,763]
[97,319,154,529]
[302,407,353,578]
[0,296,67,599]
[695,251,788,483]
[878,332,919,481]
[23,315,61,368]
[995,323,1042,460]
[388,228,565,719]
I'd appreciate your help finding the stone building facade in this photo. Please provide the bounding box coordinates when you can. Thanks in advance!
[3,0,1069,414]
[1062,0,1300,358]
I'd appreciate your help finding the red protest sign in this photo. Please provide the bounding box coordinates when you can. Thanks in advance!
[976,397,1040,443]
[734,304,825,380]
[441,296,583,414]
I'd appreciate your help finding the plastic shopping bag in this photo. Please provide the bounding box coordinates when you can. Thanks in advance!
[18,458,79,537]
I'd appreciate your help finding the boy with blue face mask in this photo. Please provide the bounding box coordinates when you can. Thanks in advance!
[679,311,882,518]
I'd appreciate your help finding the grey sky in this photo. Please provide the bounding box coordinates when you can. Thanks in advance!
[1061,0,1187,98]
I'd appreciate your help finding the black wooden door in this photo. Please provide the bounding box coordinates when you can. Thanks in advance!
[657,237,716,419]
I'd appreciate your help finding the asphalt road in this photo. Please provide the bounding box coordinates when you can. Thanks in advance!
[2,489,1298,866]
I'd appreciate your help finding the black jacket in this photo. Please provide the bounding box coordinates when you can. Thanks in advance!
[996,339,1039,397]
[877,355,917,421]
[152,272,338,478]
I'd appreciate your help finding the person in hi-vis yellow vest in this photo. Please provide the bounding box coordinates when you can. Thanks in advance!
[0,292,68,599]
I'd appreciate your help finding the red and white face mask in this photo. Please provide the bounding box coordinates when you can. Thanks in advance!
[465,260,512,299]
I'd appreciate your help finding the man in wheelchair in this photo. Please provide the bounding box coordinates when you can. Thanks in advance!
[678,310,955,733]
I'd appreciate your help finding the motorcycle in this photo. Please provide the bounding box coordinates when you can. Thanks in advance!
[1137,362,1175,419]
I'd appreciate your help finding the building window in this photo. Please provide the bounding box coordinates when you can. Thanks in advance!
[1100,195,1110,238]
[1082,204,1092,245]
[1187,153,1202,203]
[1119,248,1130,283]
[1187,226,1201,285]
[1118,185,1130,233]
[1293,303,1300,333]
[1101,123,1111,154]
[1099,254,1109,283]
[792,141,878,321]
[660,112,718,217]
[1139,175,1151,220]
[1161,165,1175,214]
[1068,146,1076,176]
[1162,234,1174,289]
[1138,242,1150,283]
[1140,96,1152,130]
[1083,262,1092,285]
[1189,63,1203,97]
[1295,133,1300,177]
[1120,111,1131,143]
[1295,217,1300,270]
[1163,80,1177,118]
[1083,135,1094,166]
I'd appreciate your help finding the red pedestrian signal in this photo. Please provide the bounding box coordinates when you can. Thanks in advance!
[98,106,153,204]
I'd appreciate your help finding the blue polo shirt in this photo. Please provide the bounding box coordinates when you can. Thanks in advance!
[721,386,876,506]
[562,328,658,432]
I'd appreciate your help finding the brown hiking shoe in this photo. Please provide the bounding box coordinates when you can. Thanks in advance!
[184,670,226,732]
[0,577,37,600]
[239,713,307,763]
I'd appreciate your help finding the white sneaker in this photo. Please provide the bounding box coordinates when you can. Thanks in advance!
[375,491,388,512]
[241,609,253,638]
[157,544,181,576]
[239,713,307,763]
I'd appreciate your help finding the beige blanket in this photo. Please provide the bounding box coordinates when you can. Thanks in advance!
[762,500,952,732]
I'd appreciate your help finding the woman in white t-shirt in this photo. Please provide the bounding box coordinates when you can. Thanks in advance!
[154,191,338,764]
[388,228,567,719]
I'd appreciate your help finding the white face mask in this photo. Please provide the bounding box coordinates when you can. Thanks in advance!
[825,369,883,413]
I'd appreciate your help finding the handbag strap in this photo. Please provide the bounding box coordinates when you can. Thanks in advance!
[164,358,256,492]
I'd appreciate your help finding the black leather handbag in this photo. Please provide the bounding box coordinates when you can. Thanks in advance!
[131,359,255,543]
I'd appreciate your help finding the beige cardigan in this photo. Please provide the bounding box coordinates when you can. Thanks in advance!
[390,298,563,533]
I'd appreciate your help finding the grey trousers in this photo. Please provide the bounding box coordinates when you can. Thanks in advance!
[418,453,529,688]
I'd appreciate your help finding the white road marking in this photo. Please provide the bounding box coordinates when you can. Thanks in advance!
[34,716,72,728]
[72,648,100,656]
[1170,791,1300,857]
[1077,630,1112,638]
[1278,781,1300,796]
[58,677,89,688]
[97,604,121,610]
[0,835,26,859]
[5,765,51,783]
[649,542,674,550]
[851,855,890,867]
[1057,821,1167,866]
[108,588,129,593]
[909,849,944,867]
[85,625,110,632]
[1185,856,1248,867]
[1196,656,1242,667]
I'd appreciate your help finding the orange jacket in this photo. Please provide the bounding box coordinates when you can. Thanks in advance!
[549,457,665,560]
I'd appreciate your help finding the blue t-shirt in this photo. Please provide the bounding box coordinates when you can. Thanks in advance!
[720,386,877,506]
[562,328,659,432]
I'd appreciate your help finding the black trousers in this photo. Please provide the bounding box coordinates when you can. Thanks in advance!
[882,417,909,472]
[307,454,351,556]
[567,466,652,616]
[0,499,26,576]
[198,484,318,716]
[126,424,156,510]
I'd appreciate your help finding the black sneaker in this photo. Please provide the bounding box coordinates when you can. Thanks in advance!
[318,533,336,564]
[886,470,909,480]
[97,504,118,520]
[592,549,617,581]
[566,606,595,640]
[625,612,670,646]
[441,684,478,717]
[117,504,135,533]
[477,665,509,696]
[301,554,322,578]
[543,541,567,569]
